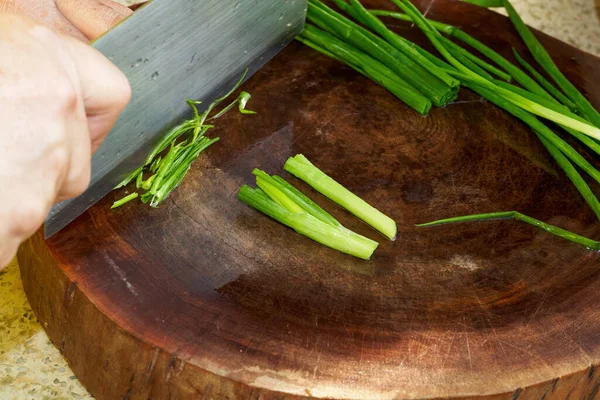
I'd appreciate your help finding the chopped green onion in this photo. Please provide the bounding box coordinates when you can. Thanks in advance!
[113,166,143,189]
[239,185,379,260]
[111,192,139,209]
[141,174,156,190]
[284,154,397,240]
[112,69,254,209]
[210,91,257,120]
[417,211,600,250]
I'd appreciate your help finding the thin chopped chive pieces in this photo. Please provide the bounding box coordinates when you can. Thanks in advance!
[142,174,156,190]
[333,0,460,88]
[284,154,397,240]
[210,91,257,120]
[135,170,144,189]
[503,0,600,127]
[299,24,432,115]
[253,169,341,227]
[417,211,600,250]
[238,185,379,260]
[114,166,143,189]
[460,0,504,7]
[512,49,577,111]
[307,1,456,107]
[112,69,254,209]
[111,192,139,209]
[369,10,552,99]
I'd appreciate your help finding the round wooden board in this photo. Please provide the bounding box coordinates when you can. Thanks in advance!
[18,1,600,399]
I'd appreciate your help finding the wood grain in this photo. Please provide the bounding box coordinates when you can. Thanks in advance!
[18,0,600,398]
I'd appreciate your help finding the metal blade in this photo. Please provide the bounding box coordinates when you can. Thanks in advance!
[44,0,307,238]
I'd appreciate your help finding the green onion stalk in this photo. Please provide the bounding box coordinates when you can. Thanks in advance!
[386,0,600,140]
[239,171,379,260]
[306,0,457,107]
[299,24,432,115]
[284,154,397,240]
[502,0,600,127]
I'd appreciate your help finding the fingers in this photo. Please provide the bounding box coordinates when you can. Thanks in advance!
[56,0,133,41]
[0,0,87,41]
[61,34,132,153]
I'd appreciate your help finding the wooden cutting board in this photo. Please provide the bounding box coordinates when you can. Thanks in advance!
[17,1,600,399]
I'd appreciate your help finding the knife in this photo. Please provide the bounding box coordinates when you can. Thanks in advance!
[44,0,307,238]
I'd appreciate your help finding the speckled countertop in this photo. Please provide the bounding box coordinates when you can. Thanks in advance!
[1,1,600,399]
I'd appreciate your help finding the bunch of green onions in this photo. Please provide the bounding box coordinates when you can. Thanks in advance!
[111,70,256,209]
[297,0,600,250]
[239,155,396,259]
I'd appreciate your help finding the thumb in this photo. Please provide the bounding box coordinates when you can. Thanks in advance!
[61,34,132,153]
[56,0,133,41]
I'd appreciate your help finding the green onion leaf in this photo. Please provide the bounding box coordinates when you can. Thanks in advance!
[503,0,600,127]
[417,211,600,250]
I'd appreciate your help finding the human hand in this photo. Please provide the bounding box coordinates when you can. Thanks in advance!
[0,13,131,268]
[0,0,133,41]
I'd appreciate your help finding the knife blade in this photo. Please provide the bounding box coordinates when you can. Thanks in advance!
[44,0,307,238]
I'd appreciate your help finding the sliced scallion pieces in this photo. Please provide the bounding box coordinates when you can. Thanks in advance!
[239,176,379,260]
[284,154,397,240]
[417,211,600,250]
[111,69,254,209]
[111,192,139,209]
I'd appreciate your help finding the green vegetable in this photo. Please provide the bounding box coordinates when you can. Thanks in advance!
[112,69,253,208]
[511,48,577,111]
[209,91,256,120]
[307,0,457,107]
[417,211,600,250]
[238,184,379,260]
[111,192,139,209]
[503,0,600,127]
[284,154,397,240]
[462,80,600,220]
[253,169,341,227]
[387,0,600,140]
[299,24,432,115]
[332,0,460,88]
[460,0,504,7]
[368,9,553,98]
